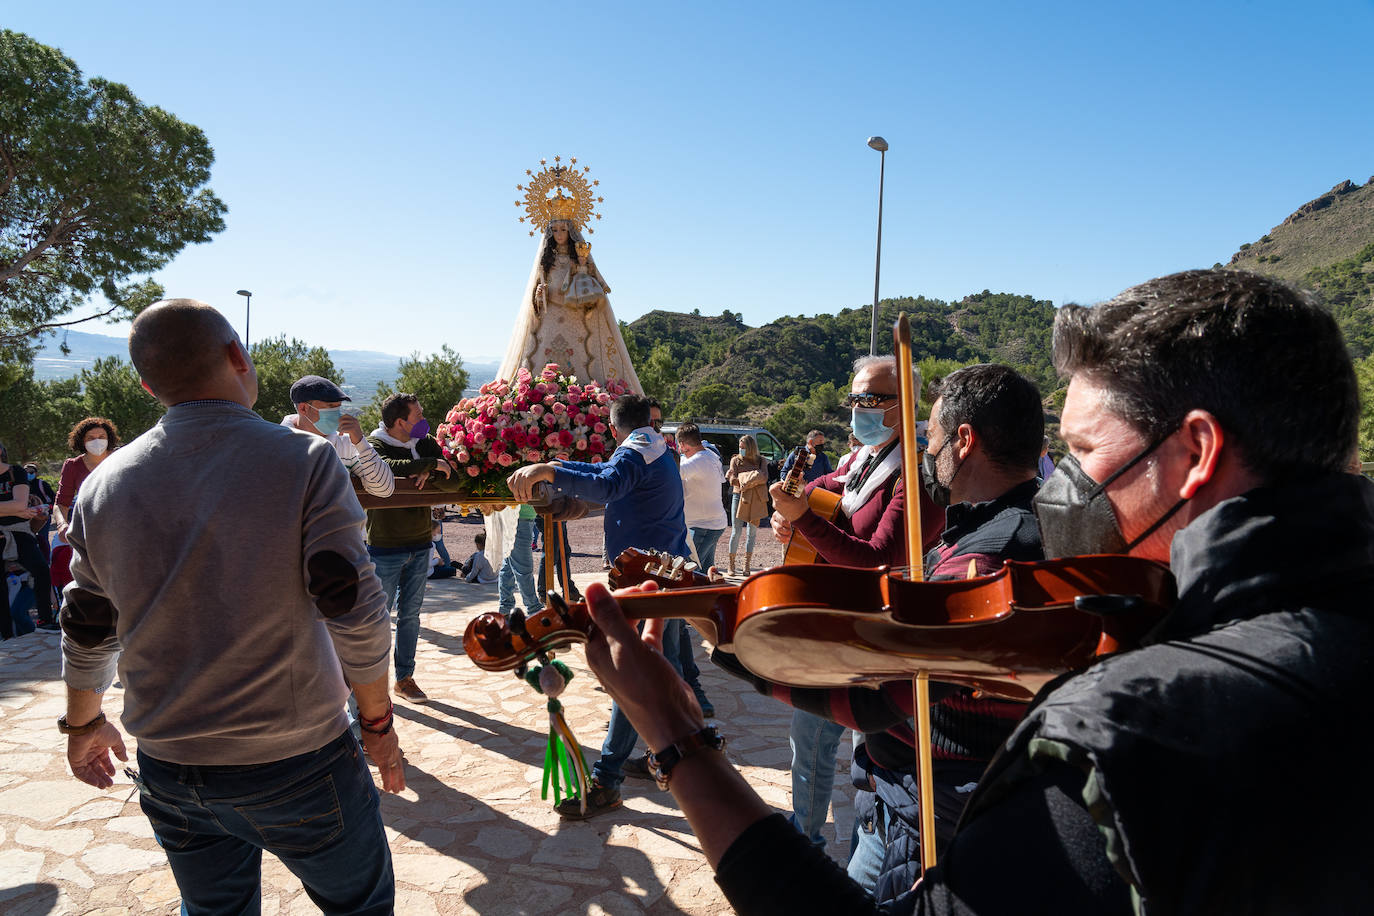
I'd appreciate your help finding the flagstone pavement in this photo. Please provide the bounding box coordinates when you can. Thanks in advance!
[0,572,856,915]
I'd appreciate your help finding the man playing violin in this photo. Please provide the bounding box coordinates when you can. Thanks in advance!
[577,268,1373,913]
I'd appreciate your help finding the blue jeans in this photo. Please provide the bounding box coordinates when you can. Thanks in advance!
[728,494,758,554]
[676,622,703,690]
[689,526,725,570]
[847,789,891,892]
[135,731,393,915]
[368,545,429,681]
[788,708,846,848]
[499,516,542,615]
[593,619,685,789]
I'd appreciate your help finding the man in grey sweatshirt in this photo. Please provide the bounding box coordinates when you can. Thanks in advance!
[59,299,404,914]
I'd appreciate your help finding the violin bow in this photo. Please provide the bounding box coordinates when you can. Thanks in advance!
[894,313,939,874]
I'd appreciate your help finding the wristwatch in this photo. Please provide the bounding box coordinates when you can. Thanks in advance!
[647,725,726,790]
[57,712,106,735]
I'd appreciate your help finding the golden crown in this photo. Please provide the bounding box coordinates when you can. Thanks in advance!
[515,155,604,236]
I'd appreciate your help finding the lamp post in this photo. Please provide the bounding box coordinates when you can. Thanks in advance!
[866,136,888,355]
[235,289,252,348]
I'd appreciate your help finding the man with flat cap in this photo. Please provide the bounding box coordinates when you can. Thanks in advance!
[282,374,394,497]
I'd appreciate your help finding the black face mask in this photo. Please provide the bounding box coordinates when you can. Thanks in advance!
[921,435,963,508]
[1033,436,1188,559]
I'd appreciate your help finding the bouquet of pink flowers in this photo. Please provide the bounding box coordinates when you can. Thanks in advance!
[435,364,632,497]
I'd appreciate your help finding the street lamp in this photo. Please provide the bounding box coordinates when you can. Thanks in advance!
[866,136,888,355]
[235,289,252,347]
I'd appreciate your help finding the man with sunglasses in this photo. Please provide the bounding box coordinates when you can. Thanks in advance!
[764,355,943,854]
[577,268,1374,914]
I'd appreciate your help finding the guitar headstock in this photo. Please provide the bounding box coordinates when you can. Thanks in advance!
[780,446,811,498]
[609,547,712,590]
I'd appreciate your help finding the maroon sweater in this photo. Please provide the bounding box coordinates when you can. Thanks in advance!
[789,459,943,569]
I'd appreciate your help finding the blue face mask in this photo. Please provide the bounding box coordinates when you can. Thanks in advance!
[312,407,342,436]
[851,406,892,446]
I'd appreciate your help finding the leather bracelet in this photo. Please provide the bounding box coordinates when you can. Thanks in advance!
[57,712,106,736]
[648,725,725,790]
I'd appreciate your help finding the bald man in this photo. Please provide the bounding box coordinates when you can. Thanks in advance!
[60,299,403,914]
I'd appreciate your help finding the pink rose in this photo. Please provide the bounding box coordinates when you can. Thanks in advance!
[497,452,514,467]
[496,382,510,396]
[575,438,588,451]
[525,450,543,463]
[542,413,557,426]
[466,465,480,477]
[456,450,470,463]
[545,433,560,448]
[552,402,567,415]
[567,385,583,400]
[593,421,607,434]
[529,403,545,417]
[596,392,611,405]
[543,394,556,407]
[590,455,602,464]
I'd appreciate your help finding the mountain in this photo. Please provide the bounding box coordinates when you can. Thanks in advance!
[622,291,1058,407]
[31,330,499,399]
[1226,178,1374,282]
[1224,177,1374,355]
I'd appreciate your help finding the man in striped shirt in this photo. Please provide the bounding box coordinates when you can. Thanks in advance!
[282,375,394,498]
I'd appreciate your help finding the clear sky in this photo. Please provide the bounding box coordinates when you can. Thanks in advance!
[12,0,1374,361]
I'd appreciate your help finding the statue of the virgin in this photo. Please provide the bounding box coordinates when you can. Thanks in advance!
[497,157,641,391]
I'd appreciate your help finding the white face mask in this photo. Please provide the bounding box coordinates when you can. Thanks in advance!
[85,438,109,456]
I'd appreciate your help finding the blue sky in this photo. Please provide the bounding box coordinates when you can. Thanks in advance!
[12,0,1374,362]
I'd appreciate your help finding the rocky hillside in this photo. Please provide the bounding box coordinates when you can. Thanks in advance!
[1225,177,1374,355]
[1226,178,1374,281]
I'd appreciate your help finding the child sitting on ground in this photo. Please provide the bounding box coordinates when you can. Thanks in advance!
[459,531,497,584]
[427,521,459,579]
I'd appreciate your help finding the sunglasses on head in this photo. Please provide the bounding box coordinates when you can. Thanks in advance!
[844,392,897,409]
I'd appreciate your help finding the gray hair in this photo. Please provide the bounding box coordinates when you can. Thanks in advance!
[851,354,921,397]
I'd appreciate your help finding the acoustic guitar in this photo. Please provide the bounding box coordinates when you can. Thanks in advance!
[779,446,842,565]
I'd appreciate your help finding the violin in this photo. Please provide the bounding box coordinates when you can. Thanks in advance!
[464,548,1175,702]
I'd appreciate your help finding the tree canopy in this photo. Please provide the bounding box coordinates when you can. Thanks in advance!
[250,337,340,425]
[0,30,226,364]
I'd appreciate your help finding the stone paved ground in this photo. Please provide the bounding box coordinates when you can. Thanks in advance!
[0,569,854,915]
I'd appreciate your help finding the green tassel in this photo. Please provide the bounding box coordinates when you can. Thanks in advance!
[524,661,588,805]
